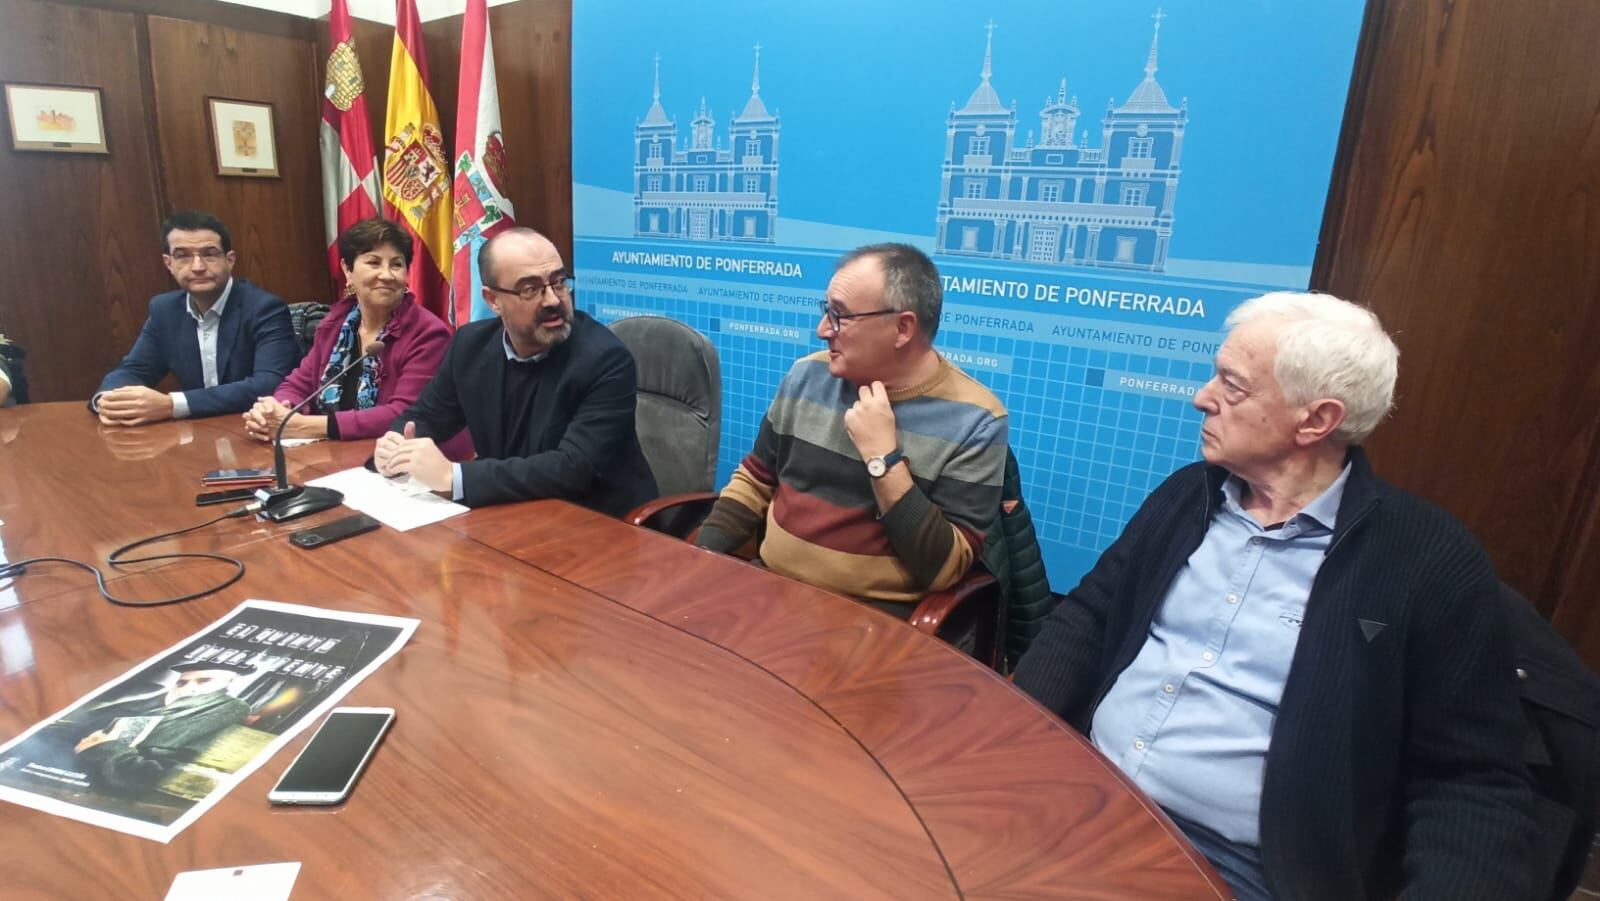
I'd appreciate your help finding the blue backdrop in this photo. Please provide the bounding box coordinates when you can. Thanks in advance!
[572,0,1365,591]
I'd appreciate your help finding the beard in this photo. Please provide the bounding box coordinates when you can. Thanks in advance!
[530,318,572,348]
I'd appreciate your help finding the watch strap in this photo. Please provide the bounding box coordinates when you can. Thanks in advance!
[869,448,905,478]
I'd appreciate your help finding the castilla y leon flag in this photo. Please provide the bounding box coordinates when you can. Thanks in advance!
[450,0,516,328]
[318,0,380,296]
[382,0,452,324]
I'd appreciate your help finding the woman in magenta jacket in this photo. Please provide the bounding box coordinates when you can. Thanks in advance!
[243,218,470,458]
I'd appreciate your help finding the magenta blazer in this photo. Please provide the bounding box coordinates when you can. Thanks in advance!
[274,295,473,459]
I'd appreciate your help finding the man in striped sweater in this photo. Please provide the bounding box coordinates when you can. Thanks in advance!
[1015,292,1537,900]
[694,244,1008,617]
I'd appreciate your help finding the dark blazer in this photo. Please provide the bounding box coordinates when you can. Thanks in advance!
[1013,448,1538,901]
[391,311,658,515]
[94,279,298,418]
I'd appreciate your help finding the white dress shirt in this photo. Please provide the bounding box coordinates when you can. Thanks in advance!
[169,278,235,419]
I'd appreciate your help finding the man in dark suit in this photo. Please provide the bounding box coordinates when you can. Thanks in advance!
[373,227,657,515]
[92,211,298,425]
[56,660,252,795]
[1013,292,1537,901]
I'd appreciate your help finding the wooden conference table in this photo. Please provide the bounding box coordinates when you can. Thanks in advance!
[0,404,1226,899]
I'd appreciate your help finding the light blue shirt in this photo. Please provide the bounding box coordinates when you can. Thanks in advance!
[448,330,548,501]
[1091,464,1351,848]
[169,278,234,419]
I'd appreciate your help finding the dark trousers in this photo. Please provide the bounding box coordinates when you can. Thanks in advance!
[1165,810,1272,901]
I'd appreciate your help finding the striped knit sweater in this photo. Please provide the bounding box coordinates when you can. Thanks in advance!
[696,351,1008,604]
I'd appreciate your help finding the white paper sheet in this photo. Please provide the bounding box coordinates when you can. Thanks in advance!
[165,862,301,901]
[306,467,467,532]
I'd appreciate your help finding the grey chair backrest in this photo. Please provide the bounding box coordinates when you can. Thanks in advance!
[610,316,721,496]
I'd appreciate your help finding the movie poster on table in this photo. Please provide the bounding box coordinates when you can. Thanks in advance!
[572,1,1364,591]
[0,600,417,842]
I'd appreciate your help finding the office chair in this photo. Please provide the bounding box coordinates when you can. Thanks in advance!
[612,316,722,538]
[1500,582,1600,899]
[286,302,330,359]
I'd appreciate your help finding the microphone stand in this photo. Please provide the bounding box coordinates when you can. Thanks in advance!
[257,341,383,522]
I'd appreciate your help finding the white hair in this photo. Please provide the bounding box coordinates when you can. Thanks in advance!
[1225,291,1399,445]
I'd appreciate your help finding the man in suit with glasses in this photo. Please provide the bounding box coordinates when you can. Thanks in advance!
[92,210,297,424]
[374,227,656,515]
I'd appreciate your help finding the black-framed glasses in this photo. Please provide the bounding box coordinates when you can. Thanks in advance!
[820,300,897,334]
[486,272,574,302]
[168,248,226,264]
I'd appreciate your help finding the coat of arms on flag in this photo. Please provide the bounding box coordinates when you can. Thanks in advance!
[325,41,364,110]
[319,0,380,296]
[383,122,449,221]
[449,0,517,326]
[451,132,510,252]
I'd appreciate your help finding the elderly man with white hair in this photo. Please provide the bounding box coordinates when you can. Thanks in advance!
[1015,292,1535,901]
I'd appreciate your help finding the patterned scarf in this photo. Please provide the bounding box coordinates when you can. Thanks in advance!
[317,305,386,413]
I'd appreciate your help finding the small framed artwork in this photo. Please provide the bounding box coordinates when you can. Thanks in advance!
[5,83,108,154]
[207,97,279,177]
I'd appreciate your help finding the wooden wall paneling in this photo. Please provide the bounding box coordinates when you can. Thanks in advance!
[1314,0,1600,632]
[0,0,169,403]
[146,16,331,305]
[421,14,461,147]
[55,0,315,41]
[1551,458,1600,664]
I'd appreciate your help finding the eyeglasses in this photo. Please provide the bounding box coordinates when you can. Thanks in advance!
[486,273,574,303]
[168,248,226,264]
[819,300,897,334]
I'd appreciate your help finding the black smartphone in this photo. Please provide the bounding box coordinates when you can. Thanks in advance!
[202,468,275,485]
[201,470,273,489]
[289,513,381,549]
[268,707,395,805]
[196,487,258,507]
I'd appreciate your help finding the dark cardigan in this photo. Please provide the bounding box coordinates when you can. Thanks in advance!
[1014,448,1537,901]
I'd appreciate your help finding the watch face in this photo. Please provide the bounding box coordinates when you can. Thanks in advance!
[866,457,887,478]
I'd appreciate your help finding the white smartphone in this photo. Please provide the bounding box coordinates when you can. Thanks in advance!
[268,707,394,806]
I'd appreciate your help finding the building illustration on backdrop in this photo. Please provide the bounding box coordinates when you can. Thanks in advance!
[633,46,779,243]
[935,12,1187,271]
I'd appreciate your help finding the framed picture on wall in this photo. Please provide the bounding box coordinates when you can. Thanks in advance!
[207,97,279,177]
[5,83,108,154]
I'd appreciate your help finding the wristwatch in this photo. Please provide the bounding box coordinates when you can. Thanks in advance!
[865,448,905,479]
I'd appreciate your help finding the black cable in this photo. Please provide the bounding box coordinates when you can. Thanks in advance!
[0,503,257,607]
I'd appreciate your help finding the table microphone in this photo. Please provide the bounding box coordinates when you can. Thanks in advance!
[257,340,384,522]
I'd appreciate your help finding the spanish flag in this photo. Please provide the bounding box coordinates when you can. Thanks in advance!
[381,0,452,324]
